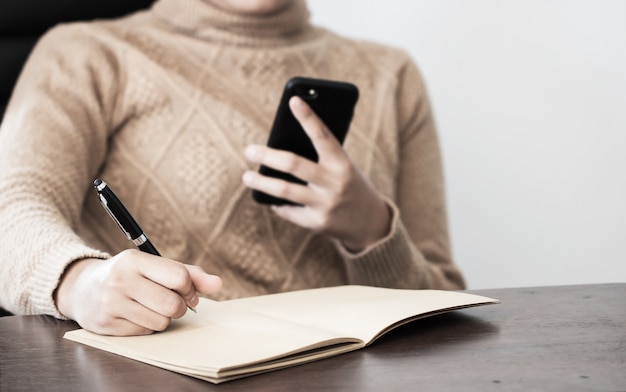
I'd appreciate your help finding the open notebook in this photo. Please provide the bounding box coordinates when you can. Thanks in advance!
[64,285,499,383]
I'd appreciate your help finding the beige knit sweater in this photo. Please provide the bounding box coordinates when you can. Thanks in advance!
[0,0,465,318]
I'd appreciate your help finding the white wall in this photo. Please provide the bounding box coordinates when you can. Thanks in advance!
[309,0,626,289]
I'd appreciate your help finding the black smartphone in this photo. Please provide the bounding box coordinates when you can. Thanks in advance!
[252,76,359,205]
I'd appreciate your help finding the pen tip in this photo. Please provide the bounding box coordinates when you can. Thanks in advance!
[93,179,102,187]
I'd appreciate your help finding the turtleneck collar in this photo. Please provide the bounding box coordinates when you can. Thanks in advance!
[151,0,314,47]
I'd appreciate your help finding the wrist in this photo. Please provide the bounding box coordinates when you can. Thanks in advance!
[342,198,392,253]
[54,258,101,320]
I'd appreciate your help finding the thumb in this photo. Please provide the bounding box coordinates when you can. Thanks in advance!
[185,265,223,295]
[289,96,343,162]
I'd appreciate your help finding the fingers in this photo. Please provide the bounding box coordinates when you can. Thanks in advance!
[125,251,197,312]
[129,252,224,317]
[242,96,351,205]
[96,321,153,337]
[270,204,322,231]
[91,297,164,336]
[242,169,317,206]
[125,271,190,319]
[243,96,347,184]
[244,144,318,183]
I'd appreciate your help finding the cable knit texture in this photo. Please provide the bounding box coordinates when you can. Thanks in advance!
[0,0,465,318]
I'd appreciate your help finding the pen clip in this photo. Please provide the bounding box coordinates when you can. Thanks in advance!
[98,194,132,240]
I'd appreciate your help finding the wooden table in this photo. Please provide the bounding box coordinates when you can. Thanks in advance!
[1,283,624,391]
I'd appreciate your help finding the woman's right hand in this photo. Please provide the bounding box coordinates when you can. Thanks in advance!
[55,249,222,336]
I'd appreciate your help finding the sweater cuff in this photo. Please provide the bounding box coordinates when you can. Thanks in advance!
[334,196,427,288]
[28,238,110,319]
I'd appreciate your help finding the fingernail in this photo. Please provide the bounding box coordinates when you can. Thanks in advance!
[242,171,254,185]
[209,275,223,290]
[244,145,260,161]
[290,96,304,112]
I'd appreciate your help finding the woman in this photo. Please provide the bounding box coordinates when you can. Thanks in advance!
[0,0,464,335]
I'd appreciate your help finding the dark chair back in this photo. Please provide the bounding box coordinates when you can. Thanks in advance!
[0,0,155,121]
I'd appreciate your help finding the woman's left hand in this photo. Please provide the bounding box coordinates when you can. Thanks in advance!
[242,96,391,252]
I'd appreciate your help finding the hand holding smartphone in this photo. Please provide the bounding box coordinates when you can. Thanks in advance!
[252,77,359,205]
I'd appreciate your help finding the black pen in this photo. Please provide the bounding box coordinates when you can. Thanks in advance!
[93,179,196,312]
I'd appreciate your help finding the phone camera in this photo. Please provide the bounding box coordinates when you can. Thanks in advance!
[295,86,318,100]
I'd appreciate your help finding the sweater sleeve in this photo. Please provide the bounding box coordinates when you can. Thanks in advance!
[336,58,466,290]
[0,25,120,317]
